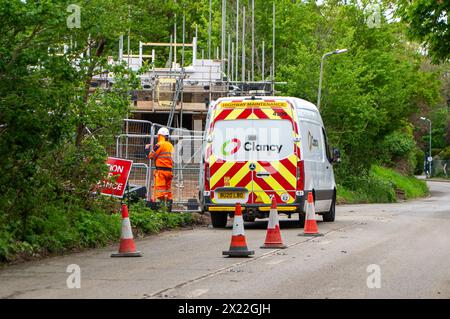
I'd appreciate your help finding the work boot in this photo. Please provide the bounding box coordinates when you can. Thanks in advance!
[158,199,172,212]
[167,199,173,213]
[146,200,159,211]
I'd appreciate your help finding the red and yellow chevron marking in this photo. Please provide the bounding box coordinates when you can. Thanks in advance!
[211,100,298,131]
[250,156,297,204]
[207,99,302,205]
[209,154,298,204]
[252,188,297,205]
[256,158,296,190]
[210,160,250,190]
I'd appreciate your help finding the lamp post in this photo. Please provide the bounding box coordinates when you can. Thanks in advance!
[420,116,432,178]
[317,49,348,111]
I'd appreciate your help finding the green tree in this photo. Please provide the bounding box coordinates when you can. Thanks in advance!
[0,0,141,239]
[274,1,441,184]
[397,0,450,63]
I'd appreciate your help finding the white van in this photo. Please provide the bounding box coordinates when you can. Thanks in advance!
[199,96,341,228]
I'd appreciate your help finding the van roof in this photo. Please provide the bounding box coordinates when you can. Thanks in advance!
[210,96,324,126]
[212,96,319,112]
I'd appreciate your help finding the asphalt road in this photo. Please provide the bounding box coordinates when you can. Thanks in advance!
[1,181,449,299]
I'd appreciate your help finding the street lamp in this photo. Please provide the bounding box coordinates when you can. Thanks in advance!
[317,49,348,111]
[420,116,432,178]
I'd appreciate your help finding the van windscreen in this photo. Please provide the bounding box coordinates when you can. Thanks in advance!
[212,119,294,161]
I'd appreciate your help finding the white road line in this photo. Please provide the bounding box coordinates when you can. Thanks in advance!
[143,223,357,299]
[186,288,210,298]
[265,259,287,265]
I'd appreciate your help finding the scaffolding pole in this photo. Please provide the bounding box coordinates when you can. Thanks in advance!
[262,40,265,81]
[251,0,255,82]
[180,13,185,130]
[235,0,239,82]
[221,0,226,76]
[208,0,212,60]
[272,1,276,89]
[227,34,231,80]
[242,6,245,82]
[231,41,234,82]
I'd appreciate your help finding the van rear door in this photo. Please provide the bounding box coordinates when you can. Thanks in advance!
[208,100,299,206]
[251,118,297,205]
[209,111,254,205]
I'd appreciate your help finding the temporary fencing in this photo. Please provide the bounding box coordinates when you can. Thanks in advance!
[431,160,450,178]
[113,119,204,212]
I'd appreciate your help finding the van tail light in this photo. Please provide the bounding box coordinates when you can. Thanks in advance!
[296,160,305,190]
[204,162,210,191]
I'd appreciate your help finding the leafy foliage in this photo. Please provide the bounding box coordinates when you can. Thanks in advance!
[439,147,450,160]
[0,200,122,262]
[129,201,193,235]
[381,130,416,160]
[0,199,193,263]
[397,0,450,63]
[414,148,425,175]
[274,1,441,179]
[0,1,142,261]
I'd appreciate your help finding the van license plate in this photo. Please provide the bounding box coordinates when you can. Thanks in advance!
[218,192,245,199]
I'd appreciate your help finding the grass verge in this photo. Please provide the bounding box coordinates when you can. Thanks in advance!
[0,199,195,264]
[337,165,429,204]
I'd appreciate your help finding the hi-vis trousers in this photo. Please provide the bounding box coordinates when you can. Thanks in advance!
[153,169,173,201]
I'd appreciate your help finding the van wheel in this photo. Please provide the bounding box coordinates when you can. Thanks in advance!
[211,212,228,228]
[322,192,336,222]
[298,212,306,228]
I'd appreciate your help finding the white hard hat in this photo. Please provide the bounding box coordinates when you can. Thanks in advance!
[157,127,170,137]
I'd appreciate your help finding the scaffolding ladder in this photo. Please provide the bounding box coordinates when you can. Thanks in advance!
[167,76,183,128]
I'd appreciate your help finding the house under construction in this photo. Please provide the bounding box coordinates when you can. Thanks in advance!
[91,1,281,132]
[96,1,284,209]
[91,37,275,132]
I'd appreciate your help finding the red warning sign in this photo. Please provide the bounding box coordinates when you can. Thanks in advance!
[97,157,133,198]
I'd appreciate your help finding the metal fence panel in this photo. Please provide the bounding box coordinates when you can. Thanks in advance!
[116,134,152,164]
[432,160,450,178]
[128,163,150,189]
[113,120,204,211]
[123,119,153,135]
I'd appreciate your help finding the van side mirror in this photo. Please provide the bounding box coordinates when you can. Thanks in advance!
[331,148,341,164]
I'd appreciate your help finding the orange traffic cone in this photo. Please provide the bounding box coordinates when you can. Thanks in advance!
[261,197,286,249]
[223,203,254,257]
[299,192,323,237]
[111,204,143,257]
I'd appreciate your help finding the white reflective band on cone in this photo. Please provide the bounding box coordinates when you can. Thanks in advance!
[306,201,317,220]
[121,218,134,239]
[268,208,278,229]
[232,215,245,235]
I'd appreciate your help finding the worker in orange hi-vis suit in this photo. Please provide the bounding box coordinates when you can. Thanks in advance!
[145,127,174,211]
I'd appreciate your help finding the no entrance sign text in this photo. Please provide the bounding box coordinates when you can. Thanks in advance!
[97,157,133,198]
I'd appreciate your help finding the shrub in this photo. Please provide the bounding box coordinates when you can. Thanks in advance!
[414,148,425,175]
[129,201,193,236]
[438,146,450,160]
[381,131,416,159]
[0,198,193,263]
[379,129,417,174]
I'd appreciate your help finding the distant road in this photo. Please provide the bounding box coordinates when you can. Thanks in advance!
[1,181,449,299]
